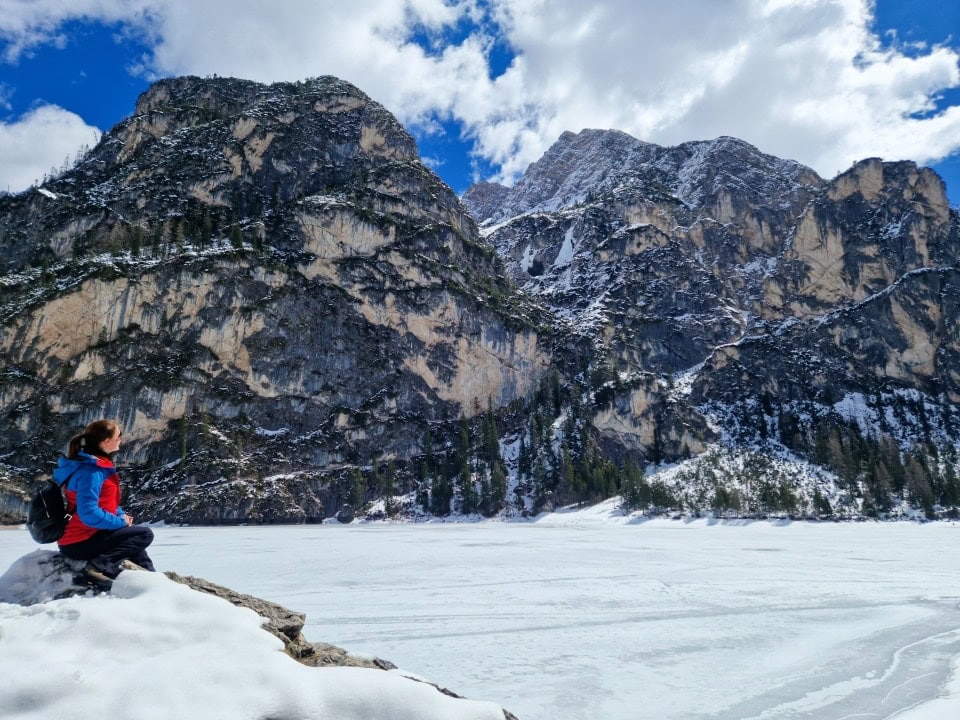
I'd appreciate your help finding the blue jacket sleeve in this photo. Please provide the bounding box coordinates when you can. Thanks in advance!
[73,469,127,530]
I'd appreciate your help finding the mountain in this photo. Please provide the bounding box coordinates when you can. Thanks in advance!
[0,76,561,522]
[464,129,960,518]
[1,78,959,523]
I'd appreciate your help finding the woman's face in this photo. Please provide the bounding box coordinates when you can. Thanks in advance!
[100,427,122,454]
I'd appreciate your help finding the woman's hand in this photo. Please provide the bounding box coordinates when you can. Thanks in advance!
[123,513,134,526]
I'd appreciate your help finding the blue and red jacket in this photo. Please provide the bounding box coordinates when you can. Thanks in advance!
[54,451,127,546]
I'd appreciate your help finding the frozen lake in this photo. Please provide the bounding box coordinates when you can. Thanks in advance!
[3,515,960,719]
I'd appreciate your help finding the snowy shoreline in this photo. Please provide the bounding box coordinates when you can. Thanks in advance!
[4,521,960,719]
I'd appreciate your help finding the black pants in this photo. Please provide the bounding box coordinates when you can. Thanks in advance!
[59,525,156,577]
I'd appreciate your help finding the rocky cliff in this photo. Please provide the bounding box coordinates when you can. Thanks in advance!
[0,76,558,522]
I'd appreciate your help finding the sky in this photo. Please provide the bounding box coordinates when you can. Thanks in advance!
[0,0,958,208]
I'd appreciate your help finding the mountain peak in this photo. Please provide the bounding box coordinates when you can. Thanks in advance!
[464,129,657,224]
[134,75,371,118]
[462,128,821,224]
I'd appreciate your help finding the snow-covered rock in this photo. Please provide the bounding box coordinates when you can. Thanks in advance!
[0,550,517,720]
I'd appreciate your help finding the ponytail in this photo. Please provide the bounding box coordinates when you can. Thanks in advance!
[67,419,121,459]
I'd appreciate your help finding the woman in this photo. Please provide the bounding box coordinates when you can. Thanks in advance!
[54,419,155,587]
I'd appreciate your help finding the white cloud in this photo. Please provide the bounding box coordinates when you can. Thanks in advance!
[0,105,101,192]
[1,0,959,186]
[0,0,158,62]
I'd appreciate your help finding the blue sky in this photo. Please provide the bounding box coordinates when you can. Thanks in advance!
[0,0,958,206]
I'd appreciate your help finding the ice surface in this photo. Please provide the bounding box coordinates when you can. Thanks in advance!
[2,520,960,720]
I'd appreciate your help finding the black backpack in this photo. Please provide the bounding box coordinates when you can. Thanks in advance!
[26,470,77,544]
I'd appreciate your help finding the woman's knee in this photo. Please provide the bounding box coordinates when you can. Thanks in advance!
[136,525,154,545]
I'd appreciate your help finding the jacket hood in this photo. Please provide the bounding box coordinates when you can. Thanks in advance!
[53,451,114,483]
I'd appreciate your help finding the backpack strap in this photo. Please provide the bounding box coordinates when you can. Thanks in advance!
[56,466,81,519]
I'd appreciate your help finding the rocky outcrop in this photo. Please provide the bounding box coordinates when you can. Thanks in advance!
[0,551,519,719]
[163,569,397,669]
[165,570,519,718]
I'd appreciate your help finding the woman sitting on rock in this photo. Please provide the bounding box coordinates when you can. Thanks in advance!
[54,419,155,587]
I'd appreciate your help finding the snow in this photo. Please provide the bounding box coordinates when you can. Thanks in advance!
[36,188,58,199]
[671,361,705,397]
[553,226,575,268]
[256,426,290,437]
[0,544,504,720]
[4,522,960,720]
[519,243,535,273]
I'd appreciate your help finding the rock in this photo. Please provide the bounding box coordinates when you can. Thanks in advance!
[335,504,356,523]
[0,549,91,603]
[163,570,521,717]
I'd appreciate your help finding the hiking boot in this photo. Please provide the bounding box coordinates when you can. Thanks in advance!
[73,566,113,592]
[83,563,116,584]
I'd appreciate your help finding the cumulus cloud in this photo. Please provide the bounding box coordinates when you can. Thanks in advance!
[476,0,960,181]
[0,105,101,192]
[1,0,959,186]
[0,0,157,62]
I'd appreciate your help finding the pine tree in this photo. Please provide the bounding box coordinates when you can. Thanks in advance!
[460,465,477,514]
[416,479,429,512]
[431,463,453,516]
[518,433,530,479]
[941,449,960,507]
[129,225,142,257]
[150,224,162,255]
[551,372,562,418]
[482,403,500,465]
[621,460,649,511]
[561,443,579,502]
[201,209,213,249]
[812,487,832,517]
[872,461,894,512]
[533,456,548,504]
[349,468,366,509]
[488,460,506,515]
[814,426,831,467]
[650,419,664,465]
[457,417,476,514]
[906,454,935,518]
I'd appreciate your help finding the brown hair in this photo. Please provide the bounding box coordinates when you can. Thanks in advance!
[68,420,121,459]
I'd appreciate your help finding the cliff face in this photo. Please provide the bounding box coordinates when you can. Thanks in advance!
[0,76,556,522]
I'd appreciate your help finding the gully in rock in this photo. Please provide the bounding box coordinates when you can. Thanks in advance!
[54,420,156,589]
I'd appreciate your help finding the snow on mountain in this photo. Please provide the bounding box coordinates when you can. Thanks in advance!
[463,129,822,226]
